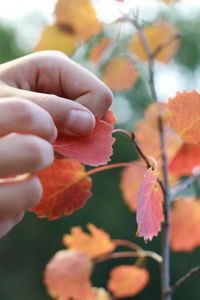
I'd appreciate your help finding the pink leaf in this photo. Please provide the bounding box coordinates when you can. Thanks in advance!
[53,115,116,166]
[136,168,163,241]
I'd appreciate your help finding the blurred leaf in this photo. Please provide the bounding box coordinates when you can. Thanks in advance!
[102,56,139,91]
[170,197,200,252]
[63,224,115,258]
[107,265,149,298]
[55,0,103,41]
[35,24,78,56]
[44,250,95,300]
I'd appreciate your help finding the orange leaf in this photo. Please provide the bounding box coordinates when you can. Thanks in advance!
[44,249,95,300]
[107,265,149,298]
[167,90,200,144]
[129,21,179,64]
[120,162,146,211]
[135,102,181,165]
[102,56,138,92]
[30,157,92,220]
[136,167,163,241]
[35,24,78,56]
[170,198,200,252]
[63,224,115,258]
[55,0,102,41]
[89,38,112,64]
[169,143,200,177]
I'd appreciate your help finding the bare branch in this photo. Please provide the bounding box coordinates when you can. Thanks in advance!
[169,265,200,294]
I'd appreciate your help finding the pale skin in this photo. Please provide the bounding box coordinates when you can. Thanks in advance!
[0,50,113,238]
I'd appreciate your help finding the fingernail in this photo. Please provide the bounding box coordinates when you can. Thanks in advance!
[64,110,94,135]
[51,126,58,143]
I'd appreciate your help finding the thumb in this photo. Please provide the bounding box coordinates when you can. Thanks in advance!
[5,87,96,136]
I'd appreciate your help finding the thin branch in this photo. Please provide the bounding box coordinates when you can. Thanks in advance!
[152,33,181,58]
[170,175,196,201]
[169,265,200,294]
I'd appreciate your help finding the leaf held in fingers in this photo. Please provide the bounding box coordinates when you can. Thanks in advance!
[168,90,200,144]
[63,224,115,258]
[102,56,139,92]
[44,249,95,300]
[129,21,179,63]
[35,24,78,56]
[107,265,149,298]
[169,143,200,177]
[53,114,116,166]
[136,167,163,241]
[120,162,146,211]
[55,0,102,41]
[30,157,92,220]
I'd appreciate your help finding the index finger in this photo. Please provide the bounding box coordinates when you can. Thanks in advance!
[0,51,113,116]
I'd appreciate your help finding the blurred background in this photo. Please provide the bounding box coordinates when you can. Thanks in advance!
[0,0,200,299]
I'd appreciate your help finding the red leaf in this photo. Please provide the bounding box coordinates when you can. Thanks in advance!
[44,249,95,300]
[30,157,92,220]
[136,168,163,241]
[169,143,200,177]
[53,115,116,166]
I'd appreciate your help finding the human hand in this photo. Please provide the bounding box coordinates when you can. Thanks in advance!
[0,51,113,238]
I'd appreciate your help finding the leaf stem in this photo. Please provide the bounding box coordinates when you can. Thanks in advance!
[93,250,162,265]
[86,162,134,177]
[112,239,142,251]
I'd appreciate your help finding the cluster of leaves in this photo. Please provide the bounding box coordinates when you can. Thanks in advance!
[31,0,200,299]
[44,224,150,300]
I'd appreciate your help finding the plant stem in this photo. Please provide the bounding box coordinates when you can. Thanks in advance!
[86,162,135,177]
[133,17,171,300]
[94,250,162,265]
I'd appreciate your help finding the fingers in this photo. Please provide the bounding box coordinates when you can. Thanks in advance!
[0,134,54,177]
[2,88,96,136]
[0,97,57,142]
[0,51,113,135]
[0,174,42,216]
[0,212,24,238]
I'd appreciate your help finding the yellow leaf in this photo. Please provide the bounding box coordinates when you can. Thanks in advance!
[55,0,103,41]
[35,24,78,56]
